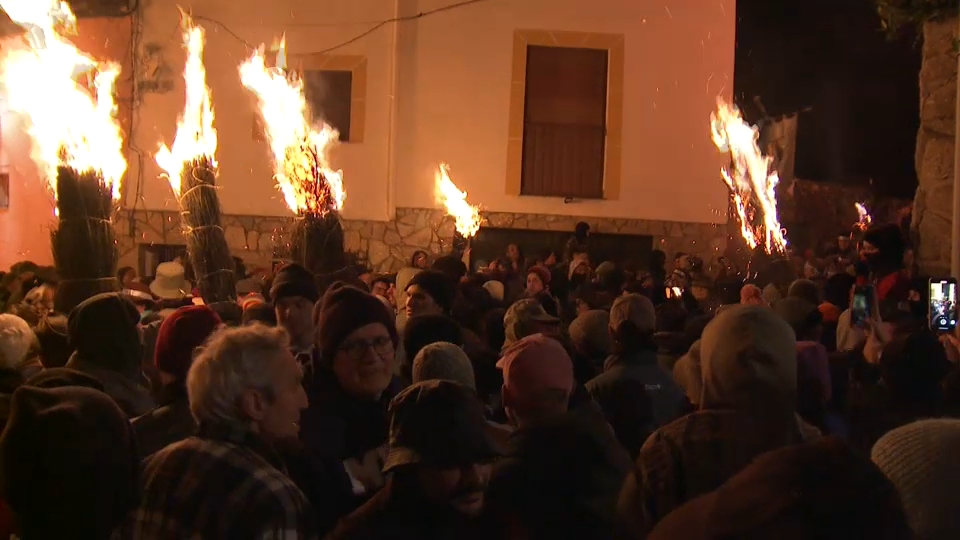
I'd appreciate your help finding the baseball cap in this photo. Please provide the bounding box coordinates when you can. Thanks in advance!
[496,334,574,398]
[383,380,502,472]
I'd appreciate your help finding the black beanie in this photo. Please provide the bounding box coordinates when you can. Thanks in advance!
[270,263,320,305]
[0,386,138,538]
[67,293,143,376]
[317,285,399,366]
[406,270,456,314]
[862,223,905,266]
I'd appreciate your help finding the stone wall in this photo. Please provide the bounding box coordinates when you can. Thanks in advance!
[115,207,727,274]
[913,18,957,276]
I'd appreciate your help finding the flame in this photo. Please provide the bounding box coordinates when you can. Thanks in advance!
[238,36,345,216]
[0,0,127,201]
[155,11,217,198]
[854,202,872,231]
[710,97,786,254]
[435,163,481,238]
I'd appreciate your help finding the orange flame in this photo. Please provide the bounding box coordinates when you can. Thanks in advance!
[0,0,126,202]
[155,10,217,197]
[854,202,872,231]
[710,97,786,254]
[238,36,344,216]
[435,163,481,238]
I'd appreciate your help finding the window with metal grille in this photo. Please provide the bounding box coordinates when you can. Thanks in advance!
[521,45,608,199]
[303,70,353,143]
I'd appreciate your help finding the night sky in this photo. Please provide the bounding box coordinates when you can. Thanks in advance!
[734,0,921,198]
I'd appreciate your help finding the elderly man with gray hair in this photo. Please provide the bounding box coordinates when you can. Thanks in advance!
[118,324,315,539]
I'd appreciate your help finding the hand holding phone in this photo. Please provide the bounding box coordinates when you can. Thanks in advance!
[929,278,958,333]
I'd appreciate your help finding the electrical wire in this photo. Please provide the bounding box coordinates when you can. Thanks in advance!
[192,0,492,53]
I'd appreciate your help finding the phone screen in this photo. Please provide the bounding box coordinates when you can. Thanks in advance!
[851,285,872,326]
[929,279,957,332]
[665,287,682,299]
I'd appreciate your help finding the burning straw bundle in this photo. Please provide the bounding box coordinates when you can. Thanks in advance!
[176,156,236,303]
[50,166,120,313]
[286,145,346,276]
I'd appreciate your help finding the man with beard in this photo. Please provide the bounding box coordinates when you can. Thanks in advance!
[326,380,502,539]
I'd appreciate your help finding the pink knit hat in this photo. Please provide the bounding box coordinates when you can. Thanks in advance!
[497,334,574,402]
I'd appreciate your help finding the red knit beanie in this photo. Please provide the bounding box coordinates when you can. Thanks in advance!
[154,305,221,381]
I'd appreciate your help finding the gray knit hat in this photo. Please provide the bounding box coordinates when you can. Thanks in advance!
[411,341,475,392]
[871,418,960,539]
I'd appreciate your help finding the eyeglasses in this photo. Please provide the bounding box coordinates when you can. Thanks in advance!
[339,335,394,361]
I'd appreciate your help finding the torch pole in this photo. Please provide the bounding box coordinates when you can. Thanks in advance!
[177,156,237,303]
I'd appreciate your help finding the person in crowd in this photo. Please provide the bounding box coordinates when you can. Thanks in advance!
[564,221,591,263]
[242,297,278,326]
[64,293,155,417]
[820,272,856,351]
[271,263,320,355]
[505,243,524,273]
[31,312,72,368]
[1,386,139,539]
[412,342,475,391]
[649,249,668,289]
[0,314,33,430]
[132,305,222,457]
[872,418,960,539]
[485,413,630,539]
[118,324,313,538]
[299,285,403,511]
[617,304,815,536]
[327,380,501,539]
[502,298,560,350]
[650,437,911,539]
[482,279,504,303]
[411,250,430,270]
[117,266,138,289]
[405,269,455,319]
[22,283,55,318]
[860,223,910,308]
[370,275,395,307]
[848,330,951,453]
[568,309,614,376]
[787,278,820,306]
[588,294,685,430]
[498,333,575,428]
[525,264,551,298]
[401,314,462,381]
[149,261,193,315]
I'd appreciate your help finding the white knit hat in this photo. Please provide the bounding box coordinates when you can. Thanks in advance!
[412,341,475,392]
[0,314,35,371]
[872,418,960,539]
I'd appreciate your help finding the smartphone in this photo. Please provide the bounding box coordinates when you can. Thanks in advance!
[928,278,958,332]
[665,286,683,299]
[851,284,873,326]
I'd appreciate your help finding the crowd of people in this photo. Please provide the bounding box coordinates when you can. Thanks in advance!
[0,218,958,539]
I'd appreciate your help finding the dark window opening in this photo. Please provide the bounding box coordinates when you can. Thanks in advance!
[303,70,353,143]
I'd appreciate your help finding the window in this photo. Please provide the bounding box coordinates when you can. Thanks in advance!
[520,46,608,199]
[303,70,353,143]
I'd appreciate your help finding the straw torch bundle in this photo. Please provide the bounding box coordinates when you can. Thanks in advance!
[0,1,127,313]
[156,13,236,303]
[51,165,121,313]
[240,37,347,276]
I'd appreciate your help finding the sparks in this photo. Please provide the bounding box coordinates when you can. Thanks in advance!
[238,36,344,216]
[710,97,786,254]
[155,10,218,197]
[435,163,481,238]
[0,0,127,201]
